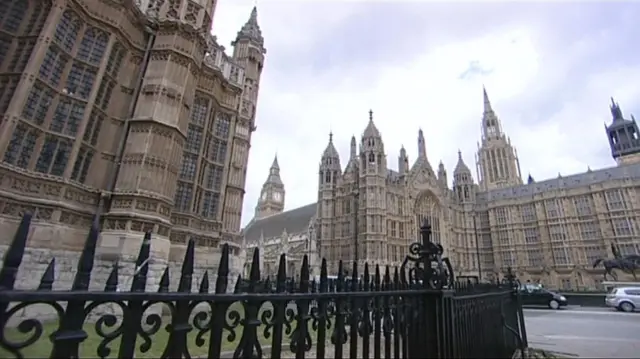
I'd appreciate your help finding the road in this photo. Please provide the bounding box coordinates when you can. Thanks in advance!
[524,307,640,358]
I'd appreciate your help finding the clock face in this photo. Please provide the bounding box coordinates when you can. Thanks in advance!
[273,192,282,202]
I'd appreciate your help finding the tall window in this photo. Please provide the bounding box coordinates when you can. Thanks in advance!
[0,0,51,129]
[197,110,230,219]
[414,191,441,243]
[175,96,210,214]
[32,22,107,177]
[7,9,110,180]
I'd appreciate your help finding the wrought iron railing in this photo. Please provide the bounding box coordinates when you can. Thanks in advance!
[0,215,527,358]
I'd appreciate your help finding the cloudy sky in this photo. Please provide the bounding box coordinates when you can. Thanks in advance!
[211,0,640,226]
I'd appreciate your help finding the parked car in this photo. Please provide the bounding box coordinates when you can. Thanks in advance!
[518,283,568,309]
[605,286,640,312]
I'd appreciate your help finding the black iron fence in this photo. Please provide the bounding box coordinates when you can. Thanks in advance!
[0,214,527,358]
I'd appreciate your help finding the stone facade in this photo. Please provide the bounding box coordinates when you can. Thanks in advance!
[0,1,264,291]
[246,91,640,290]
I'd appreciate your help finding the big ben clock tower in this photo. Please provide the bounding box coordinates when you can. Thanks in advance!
[255,155,285,219]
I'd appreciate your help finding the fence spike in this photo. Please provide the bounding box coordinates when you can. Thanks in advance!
[350,261,358,292]
[276,253,286,292]
[248,248,260,292]
[336,260,344,291]
[37,258,55,290]
[199,270,209,293]
[234,274,242,293]
[299,255,309,292]
[215,244,229,293]
[105,261,119,292]
[374,265,381,291]
[177,238,195,293]
[0,213,32,290]
[71,214,100,291]
[363,263,370,291]
[158,267,170,292]
[131,231,151,291]
[319,258,328,293]
[383,266,391,290]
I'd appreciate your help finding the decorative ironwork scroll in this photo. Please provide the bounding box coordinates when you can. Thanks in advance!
[401,218,455,289]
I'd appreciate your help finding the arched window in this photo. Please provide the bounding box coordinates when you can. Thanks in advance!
[54,11,81,53]
[368,153,375,164]
[77,27,109,65]
[414,191,442,244]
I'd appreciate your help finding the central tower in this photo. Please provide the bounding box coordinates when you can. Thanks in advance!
[475,87,522,191]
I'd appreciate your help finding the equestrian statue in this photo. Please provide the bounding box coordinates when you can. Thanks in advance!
[592,243,640,281]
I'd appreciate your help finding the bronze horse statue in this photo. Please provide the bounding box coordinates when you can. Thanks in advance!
[592,244,640,281]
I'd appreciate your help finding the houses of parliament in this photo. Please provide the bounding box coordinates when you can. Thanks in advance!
[243,90,640,290]
[0,0,264,280]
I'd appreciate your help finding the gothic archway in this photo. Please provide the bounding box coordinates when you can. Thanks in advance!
[414,190,443,244]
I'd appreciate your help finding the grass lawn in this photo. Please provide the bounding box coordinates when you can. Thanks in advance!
[1,302,326,358]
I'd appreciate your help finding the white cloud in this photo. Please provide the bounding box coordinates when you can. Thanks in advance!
[210,1,640,226]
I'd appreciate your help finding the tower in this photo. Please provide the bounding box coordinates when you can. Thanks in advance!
[225,6,267,232]
[360,110,387,264]
[437,161,448,189]
[606,98,640,165]
[453,150,475,205]
[317,133,341,270]
[398,146,409,175]
[254,156,285,219]
[476,87,523,191]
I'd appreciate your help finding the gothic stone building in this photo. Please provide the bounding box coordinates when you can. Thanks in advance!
[0,0,265,288]
[241,157,321,279]
[244,90,640,290]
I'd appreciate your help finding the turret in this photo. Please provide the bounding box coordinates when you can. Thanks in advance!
[453,150,475,204]
[398,146,409,175]
[437,161,447,189]
[317,133,341,269]
[412,128,435,175]
[319,133,342,189]
[606,98,640,165]
[232,6,266,126]
[360,110,387,176]
[358,110,387,263]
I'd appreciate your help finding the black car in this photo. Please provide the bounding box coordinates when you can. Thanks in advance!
[519,283,568,309]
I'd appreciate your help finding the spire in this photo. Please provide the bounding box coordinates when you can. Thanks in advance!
[321,132,340,162]
[418,128,426,158]
[350,135,357,158]
[483,85,493,113]
[363,109,380,138]
[610,97,624,121]
[454,149,471,175]
[480,86,503,139]
[236,6,264,46]
[266,154,282,185]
